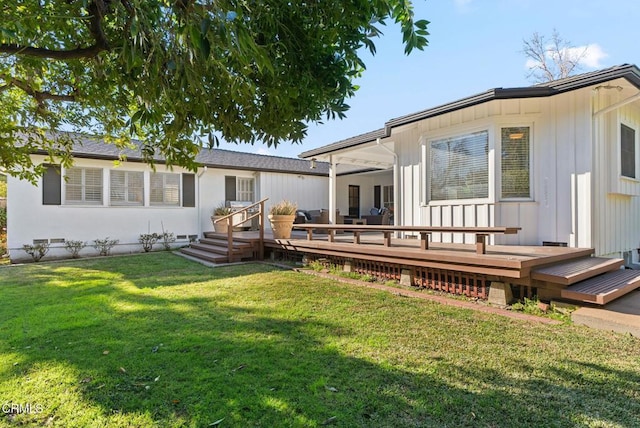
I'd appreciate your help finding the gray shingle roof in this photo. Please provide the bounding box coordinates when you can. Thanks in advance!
[300,64,640,158]
[35,132,329,176]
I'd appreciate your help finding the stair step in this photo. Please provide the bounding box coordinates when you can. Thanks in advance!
[180,247,229,263]
[561,269,640,305]
[204,232,261,244]
[199,238,252,249]
[531,257,624,285]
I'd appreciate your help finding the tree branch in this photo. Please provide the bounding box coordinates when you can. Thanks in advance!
[0,43,107,59]
[6,77,76,103]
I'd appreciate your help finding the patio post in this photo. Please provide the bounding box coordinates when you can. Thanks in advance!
[329,155,337,224]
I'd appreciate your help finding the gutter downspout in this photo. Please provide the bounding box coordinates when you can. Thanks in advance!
[197,166,208,239]
[377,138,400,236]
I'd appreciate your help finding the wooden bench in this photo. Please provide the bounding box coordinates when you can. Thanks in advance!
[292,225,520,255]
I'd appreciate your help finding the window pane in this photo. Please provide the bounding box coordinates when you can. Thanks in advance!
[621,124,636,179]
[501,127,530,198]
[65,167,102,204]
[111,170,143,205]
[236,178,254,201]
[150,173,179,205]
[430,131,488,200]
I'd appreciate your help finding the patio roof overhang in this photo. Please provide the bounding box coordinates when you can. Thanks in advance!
[302,134,395,174]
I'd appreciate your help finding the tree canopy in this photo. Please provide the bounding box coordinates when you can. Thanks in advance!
[0,0,429,182]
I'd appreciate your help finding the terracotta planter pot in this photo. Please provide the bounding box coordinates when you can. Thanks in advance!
[211,216,229,234]
[268,214,295,239]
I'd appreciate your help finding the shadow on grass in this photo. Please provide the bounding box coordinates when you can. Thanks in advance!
[0,253,638,427]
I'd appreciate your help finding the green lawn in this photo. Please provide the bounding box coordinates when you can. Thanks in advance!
[0,253,639,427]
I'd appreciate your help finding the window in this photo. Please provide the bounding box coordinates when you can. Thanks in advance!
[110,170,144,205]
[501,127,531,199]
[65,167,103,204]
[236,177,254,201]
[150,173,180,205]
[429,131,488,200]
[621,124,636,179]
[383,185,394,209]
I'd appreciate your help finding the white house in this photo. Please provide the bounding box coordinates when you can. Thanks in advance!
[300,64,640,263]
[7,134,328,261]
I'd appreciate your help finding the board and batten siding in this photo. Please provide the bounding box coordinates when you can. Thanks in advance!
[389,90,607,250]
[258,172,328,218]
[593,90,640,258]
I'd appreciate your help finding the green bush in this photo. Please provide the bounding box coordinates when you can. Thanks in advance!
[0,207,6,230]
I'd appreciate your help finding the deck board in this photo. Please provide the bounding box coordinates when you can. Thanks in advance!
[561,270,640,305]
[531,257,624,285]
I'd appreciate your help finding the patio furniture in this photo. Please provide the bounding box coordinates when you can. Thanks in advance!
[361,207,390,225]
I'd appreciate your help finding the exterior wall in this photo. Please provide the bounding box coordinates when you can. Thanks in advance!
[8,156,198,261]
[593,93,640,259]
[387,82,640,257]
[8,156,329,261]
[391,90,600,248]
[336,171,392,218]
[258,172,329,217]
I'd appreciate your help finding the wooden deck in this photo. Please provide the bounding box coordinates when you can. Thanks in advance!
[272,231,593,280]
[184,230,639,305]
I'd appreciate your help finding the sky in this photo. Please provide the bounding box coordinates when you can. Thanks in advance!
[219,0,640,159]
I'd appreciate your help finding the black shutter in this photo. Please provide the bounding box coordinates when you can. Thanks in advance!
[225,176,236,202]
[182,173,195,207]
[374,185,381,209]
[42,164,61,205]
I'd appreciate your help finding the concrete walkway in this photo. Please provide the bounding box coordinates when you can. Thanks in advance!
[572,290,640,337]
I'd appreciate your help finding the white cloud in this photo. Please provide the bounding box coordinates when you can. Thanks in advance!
[524,43,609,73]
[255,147,275,156]
[576,44,608,68]
[453,0,473,11]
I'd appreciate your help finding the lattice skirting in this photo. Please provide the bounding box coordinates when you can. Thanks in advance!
[413,267,489,299]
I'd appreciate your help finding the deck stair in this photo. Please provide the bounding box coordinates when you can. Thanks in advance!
[531,257,624,286]
[531,256,640,305]
[181,233,260,263]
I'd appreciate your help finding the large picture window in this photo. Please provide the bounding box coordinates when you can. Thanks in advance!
[65,167,103,204]
[501,127,531,199]
[150,173,180,205]
[429,131,488,200]
[621,124,636,179]
[110,170,144,206]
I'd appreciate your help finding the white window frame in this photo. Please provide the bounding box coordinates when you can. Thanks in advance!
[64,167,103,205]
[236,177,255,202]
[424,128,492,204]
[110,170,144,206]
[150,172,180,206]
[499,125,533,201]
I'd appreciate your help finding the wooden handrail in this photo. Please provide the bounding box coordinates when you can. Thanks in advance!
[292,224,521,255]
[214,198,268,262]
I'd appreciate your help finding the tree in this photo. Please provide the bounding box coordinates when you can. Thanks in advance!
[522,29,588,83]
[0,0,429,182]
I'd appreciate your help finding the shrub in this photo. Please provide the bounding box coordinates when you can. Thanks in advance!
[0,207,6,230]
[64,240,86,258]
[139,233,159,252]
[93,237,119,256]
[213,203,232,216]
[23,242,50,262]
[269,200,297,216]
[160,232,176,250]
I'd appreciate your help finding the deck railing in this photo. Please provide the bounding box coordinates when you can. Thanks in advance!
[213,198,268,262]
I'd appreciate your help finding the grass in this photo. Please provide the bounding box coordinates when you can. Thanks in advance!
[0,253,639,427]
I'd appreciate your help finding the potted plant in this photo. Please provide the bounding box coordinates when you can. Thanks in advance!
[211,203,233,234]
[268,200,297,239]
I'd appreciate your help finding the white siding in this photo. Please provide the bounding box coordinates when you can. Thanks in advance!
[259,172,329,218]
[7,156,330,261]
